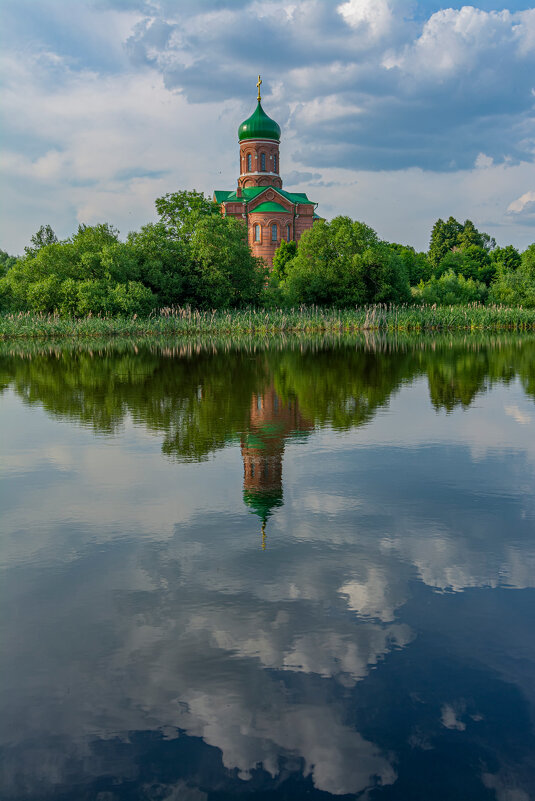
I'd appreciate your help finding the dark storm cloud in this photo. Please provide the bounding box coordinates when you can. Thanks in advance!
[118,0,535,173]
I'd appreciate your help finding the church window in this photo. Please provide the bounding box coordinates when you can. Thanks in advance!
[254,224,261,242]
[273,154,277,172]
[247,154,252,171]
[286,224,291,241]
[271,224,278,242]
[261,153,266,171]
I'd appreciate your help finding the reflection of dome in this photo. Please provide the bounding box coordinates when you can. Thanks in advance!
[238,102,281,142]
[243,488,283,523]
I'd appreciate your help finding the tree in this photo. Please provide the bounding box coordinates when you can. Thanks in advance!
[428,217,463,269]
[24,224,59,257]
[190,215,265,307]
[412,270,488,305]
[491,245,521,273]
[155,190,220,240]
[272,240,297,282]
[389,244,431,285]
[428,217,495,273]
[281,217,410,307]
[0,249,17,275]
[489,243,535,307]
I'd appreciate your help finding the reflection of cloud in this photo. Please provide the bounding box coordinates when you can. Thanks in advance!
[184,693,396,795]
[482,771,531,801]
[505,405,532,425]
[339,566,406,622]
[441,702,466,731]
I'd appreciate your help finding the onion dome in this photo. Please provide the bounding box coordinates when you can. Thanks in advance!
[239,76,281,141]
[238,101,281,142]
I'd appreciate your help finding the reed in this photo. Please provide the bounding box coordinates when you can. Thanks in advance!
[1,303,535,340]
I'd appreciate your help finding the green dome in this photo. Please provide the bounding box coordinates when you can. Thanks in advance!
[238,101,281,142]
[243,488,283,523]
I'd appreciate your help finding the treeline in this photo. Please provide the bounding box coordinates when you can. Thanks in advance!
[1,191,534,316]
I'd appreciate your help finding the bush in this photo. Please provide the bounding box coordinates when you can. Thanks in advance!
[412,270,488,305]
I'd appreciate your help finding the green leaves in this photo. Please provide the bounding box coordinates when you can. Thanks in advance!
[279,217,410,307]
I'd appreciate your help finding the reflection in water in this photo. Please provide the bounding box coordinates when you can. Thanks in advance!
[241,386,313,546]
[1,335,535,800]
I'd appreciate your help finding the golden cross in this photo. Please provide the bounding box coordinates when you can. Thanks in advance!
[256,75,262,102]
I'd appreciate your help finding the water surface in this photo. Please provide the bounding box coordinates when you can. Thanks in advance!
[1,335,535,800]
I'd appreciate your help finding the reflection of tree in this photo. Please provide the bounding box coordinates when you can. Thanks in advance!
[425,344,517,412]
[2,334,535,452]
[271,346,419,429]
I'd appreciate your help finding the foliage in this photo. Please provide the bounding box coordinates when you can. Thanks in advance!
[0,249,17,276]
[1,197,533,317]
[489,244,535,308]
[4,303,535,343]
[389,244,432,285]
[155,190,220,239]
[0,192,264,315]
[272,240,297,282]
[279,217,410,307]
[24,224,58,257]
[491,245,521,272]
[428,216,496,282]
[412,270,488,305]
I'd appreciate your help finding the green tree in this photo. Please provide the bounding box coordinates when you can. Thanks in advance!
[272,240,297,282]
[155,190,219,240]
[24,224,58,257]
[0,249,17,275]
[428,217,463,269]
[281,217,410,307]
[190,215,265,307]
[491,245,521,273]
[389,244,431,285]
[428,217,495,275]
[413,269,488,305]
[489,243,535,307]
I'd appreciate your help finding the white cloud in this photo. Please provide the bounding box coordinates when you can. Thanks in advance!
[386,7,517,78]
[508,190,535,213]
[338,0,393,39]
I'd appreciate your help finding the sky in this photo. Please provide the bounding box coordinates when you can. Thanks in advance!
[1,0,535,255]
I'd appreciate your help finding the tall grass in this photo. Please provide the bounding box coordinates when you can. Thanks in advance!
[1,303,535,340]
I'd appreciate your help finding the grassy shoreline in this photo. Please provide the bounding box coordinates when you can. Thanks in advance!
[2,304,535,340]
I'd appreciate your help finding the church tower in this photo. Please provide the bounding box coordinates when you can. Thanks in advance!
[214,76,320,268]
[237,76,282,191]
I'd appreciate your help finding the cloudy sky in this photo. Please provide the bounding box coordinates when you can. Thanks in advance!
[1,0,535,255]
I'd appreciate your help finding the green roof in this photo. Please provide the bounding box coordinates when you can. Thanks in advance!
[238,101,281,142]
[251,201,288,213]
[213,190,233,203]
[214,186,315,206]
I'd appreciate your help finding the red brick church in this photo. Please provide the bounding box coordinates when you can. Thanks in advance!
[214,76,319,267]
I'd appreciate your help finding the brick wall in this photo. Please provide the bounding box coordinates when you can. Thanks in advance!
[238,139,282,190]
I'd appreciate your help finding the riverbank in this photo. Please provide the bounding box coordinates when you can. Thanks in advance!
[1,304,535,339]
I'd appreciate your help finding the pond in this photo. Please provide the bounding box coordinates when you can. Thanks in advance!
[1,334,534,800]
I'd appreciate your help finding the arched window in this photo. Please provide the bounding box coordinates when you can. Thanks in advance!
[261,153,266,171]
[271,224,278,242]
[254,224,261,242]
[286,224,291,242]
[273,154,277,172]
[247,154,252,171]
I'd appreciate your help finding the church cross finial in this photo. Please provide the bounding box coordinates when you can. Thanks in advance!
[257,75,262,102]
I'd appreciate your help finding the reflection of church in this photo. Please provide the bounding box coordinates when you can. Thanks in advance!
[241,386,313,547]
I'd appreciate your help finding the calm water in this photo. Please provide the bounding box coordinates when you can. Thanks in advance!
[1,335,535,801]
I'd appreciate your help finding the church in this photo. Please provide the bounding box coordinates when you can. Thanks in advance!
[214,77,320,267]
